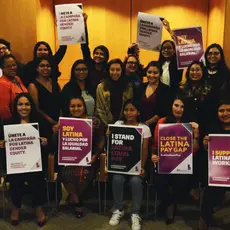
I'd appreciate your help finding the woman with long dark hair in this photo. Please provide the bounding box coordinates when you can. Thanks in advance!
[53,96,104,218]
[109,99,151,230]
[24,41,67,89]
[96,58,133,126]
[152,95,199,225]
[1,93,47,226]
[81,14,109,98]
[61,59,94,117]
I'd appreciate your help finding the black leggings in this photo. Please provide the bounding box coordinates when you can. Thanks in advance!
[200,186,226,225]
[8,172,46,208]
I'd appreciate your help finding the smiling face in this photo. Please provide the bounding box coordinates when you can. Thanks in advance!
[0,43,10,58]
[207,47,221,65]
[37,60,51,78]
[146,66,160,84]
[125,56,138,74]
[172,99,184,121]
[17,96,31,120]
[36,44,49,58]
[189,63,203,81]
[161,41,175,60]
[109,63,122,81]
[93,48,105,64]
[123,103,139,123]
[218,104,230,124]
[2,57,17,79]
[69,98,86,118]
[74,63,88,81]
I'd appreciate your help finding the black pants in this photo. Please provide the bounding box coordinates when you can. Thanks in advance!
[156,174,189,206]
[8,172,46,208]
[200,186,226,225]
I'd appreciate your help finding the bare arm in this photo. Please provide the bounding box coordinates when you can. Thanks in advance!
[28,83,57,125]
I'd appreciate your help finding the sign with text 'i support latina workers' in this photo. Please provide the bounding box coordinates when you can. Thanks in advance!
[174,26,205,69]
[55,3,86,45]
[208,134,230,187]
[4,123,42,174]
[107,125,143,175]
[58,117,92,166]
[158,123,193,174]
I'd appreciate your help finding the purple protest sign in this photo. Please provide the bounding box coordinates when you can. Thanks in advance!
[174,26,204,69]
[208,134,230,187]
[58,117,92,166]
[158,123,193,174]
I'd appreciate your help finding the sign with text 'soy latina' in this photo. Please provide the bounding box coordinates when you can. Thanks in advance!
[58,117,92,166]
[174,26,205,69]
[137,12,163,51]
[158,123,193,174]
[107,125,143,175]
[4,123,42,175]
[55,3,86,45]
[208,134,230,187]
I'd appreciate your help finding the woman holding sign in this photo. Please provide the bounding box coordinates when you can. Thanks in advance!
[81,13,109,98]
[53,96,104,218]
[96,58,133,126]
[152,95,199,225]
[2,93,47,226]
[109,99,151,230]
[198,100,230,230]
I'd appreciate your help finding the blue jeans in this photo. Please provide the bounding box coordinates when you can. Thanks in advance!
[112,174,143,214]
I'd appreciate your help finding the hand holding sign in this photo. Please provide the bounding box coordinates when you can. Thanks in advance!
[203,135,211,150]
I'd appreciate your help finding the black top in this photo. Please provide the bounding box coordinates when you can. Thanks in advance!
[33,80,60,122]
[81,28,106,98]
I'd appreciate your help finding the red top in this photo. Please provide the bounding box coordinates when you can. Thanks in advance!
[0,75,27,119]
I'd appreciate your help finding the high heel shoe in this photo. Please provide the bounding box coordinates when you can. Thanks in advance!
[74,203,83,218]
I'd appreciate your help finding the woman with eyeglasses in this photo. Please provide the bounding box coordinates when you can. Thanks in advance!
[0,54,27,119]
[205,43,229,95]
[124,54,143,101]
[96,58,133,126]
[61,59,95,117]
[28,57,61,172]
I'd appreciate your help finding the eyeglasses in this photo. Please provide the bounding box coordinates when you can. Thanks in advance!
[127,61,137,66]
[75,68,88,72]
[207,52,220,56]
[39,64,51,68]
[3,63,17,69]
[0,46,7,51]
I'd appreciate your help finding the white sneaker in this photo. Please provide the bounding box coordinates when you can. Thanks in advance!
[131,214,141,230]
[109,209,124,226]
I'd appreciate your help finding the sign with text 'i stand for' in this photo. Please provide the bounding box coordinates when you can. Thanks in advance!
[107,125,143,175]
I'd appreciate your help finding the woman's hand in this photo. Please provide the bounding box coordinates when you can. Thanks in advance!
[140,167,145,176]
[190,122,199,139]
[88,154,98,164]
[82,13,88,22]
[106,129,111,136]
[39,137,48,146]
[146,115,159,126]
[162,19,175,37]
[203,135,210,151]
[151,154,160,165]
[0,140,5,149]
[52,122,60,133]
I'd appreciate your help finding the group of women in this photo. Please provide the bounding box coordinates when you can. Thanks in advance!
[0,14,229,230]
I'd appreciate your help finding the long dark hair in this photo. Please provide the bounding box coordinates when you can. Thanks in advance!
[12,93,38,123]
[165,94,189,123]
[144,61,163,76]
[185,61,208,86]
[33,41,53,59]
[93,45,109,63]
[68,96,88,117]
[158,40,176,64]
[205,43,228,71]
[121,99,141,123]
[103,58,128,91]
[34,56,53,78]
